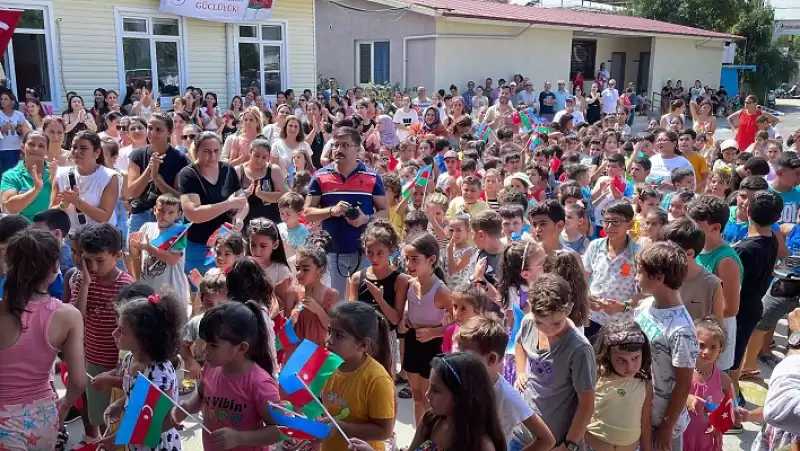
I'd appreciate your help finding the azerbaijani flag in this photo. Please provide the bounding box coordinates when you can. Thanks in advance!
[274,315,300,351]
[115,375,173,448]
[269,405,331,440]
[475,121,490,142]
[149,223,191,251]
[401,165,432,198]
[278,340,343,419]
[205,222,234,265]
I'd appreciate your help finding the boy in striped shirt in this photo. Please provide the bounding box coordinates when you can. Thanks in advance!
[71,223,133,440]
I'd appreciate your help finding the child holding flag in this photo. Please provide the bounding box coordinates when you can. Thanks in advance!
[100,291,186,451]
[683,316,736,450]
[172,301,282,450]
[322,302,396,451]
[130,194,189,306]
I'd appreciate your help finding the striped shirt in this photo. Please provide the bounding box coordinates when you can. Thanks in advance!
[71,271,134,368]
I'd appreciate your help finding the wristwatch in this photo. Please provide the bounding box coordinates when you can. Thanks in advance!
[564,441,580,451]
[788,331,800,349]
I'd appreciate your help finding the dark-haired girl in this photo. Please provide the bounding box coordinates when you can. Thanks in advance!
[585,320,652,451]
[290,245,337,350]
[321,302,395,451]
[408,352,506,451]
[53,131,120,231]
[248,218,295,317]
[171,301,282,450]
[62,95,96,150]
[100,291,186,451]
[236,139,287,226]
[0,229,86,451]
[402,232,451,424]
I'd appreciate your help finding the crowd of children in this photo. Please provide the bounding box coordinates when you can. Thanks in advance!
[3,103,800,451]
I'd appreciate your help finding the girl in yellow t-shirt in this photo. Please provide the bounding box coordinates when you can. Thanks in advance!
[321,302,396,451]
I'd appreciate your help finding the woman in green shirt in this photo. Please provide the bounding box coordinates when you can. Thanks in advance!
[0,130,51,221]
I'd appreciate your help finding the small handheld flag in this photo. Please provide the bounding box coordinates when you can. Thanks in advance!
[475,122,490,142]
[294,371,353,446]
[708,391,736,433]
[268,405,331,441]
[279,340,343,419]
[274,315,300,351]
[401,164,432,199]
[114,375,175,447]
[205,222,234,264]
[149,223,191,251]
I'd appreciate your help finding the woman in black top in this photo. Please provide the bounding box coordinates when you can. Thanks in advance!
[303,100,329,168]
[178,132,247,279]
[585,82,602,125]
[235,138,287,227]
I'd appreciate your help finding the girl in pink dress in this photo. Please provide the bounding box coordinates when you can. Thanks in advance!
[684,317,734,451]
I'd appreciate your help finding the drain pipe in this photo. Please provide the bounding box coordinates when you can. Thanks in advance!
[402,24,532,89]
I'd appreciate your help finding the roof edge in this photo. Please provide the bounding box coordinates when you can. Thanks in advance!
[437,10,741,40]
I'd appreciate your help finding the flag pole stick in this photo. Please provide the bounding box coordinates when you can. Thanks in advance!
[137,372,212,434]
[267,402,308,419]
[294,373,352,446]
[420,167,432,209]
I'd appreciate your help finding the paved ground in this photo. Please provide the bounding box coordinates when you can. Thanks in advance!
[57,99,800,450]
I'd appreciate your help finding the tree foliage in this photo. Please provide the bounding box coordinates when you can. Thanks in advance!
[627,0,797,94]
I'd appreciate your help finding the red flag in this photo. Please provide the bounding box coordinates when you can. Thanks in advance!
[0,10,22,60]
[708,391,735,433]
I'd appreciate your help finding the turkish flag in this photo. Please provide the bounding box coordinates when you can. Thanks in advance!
[708,391,736,433]
[0,10,22,60]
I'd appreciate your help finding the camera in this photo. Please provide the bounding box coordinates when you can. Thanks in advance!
[345,202,362,220]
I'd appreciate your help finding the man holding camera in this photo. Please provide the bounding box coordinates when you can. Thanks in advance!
[304,126,388,300]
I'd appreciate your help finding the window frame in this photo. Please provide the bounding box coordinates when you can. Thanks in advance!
[232,21,290,104]
[570,39,598,81]
[2,0,61,108]
[354,40,390,87]
[113,8,189,100]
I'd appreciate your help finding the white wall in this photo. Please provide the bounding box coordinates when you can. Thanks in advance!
[648,36,724,96]
[432,19,572,92]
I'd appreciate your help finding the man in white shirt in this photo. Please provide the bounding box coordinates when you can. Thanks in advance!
[601,79,620,115]
[553,96,585,126]
[517,80,538,110]
[412,86,431,117]
[485,85,514,140]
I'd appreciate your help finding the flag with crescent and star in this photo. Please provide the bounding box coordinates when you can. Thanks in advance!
[278,340,343,419]
[115,375,173,448]
[708,391,736,433]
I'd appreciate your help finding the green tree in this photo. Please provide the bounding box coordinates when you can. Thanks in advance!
[627,0,797,95]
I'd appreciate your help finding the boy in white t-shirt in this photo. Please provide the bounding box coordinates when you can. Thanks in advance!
[456,314,556,451]
[633,241,699,451]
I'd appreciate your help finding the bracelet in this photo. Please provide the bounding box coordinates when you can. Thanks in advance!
[624,300,632,312]
[328,207,334,217]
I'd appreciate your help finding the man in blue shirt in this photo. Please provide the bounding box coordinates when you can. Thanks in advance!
[554,80,570,112]
[304,126,388,299]
[462,80,476,113]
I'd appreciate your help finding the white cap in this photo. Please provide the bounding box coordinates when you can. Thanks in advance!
[721,139,739,151]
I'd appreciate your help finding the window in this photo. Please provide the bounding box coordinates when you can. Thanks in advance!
[117,14,183,100]
[1,7,56,102]
[236,24,287,98]
[570,40,597,80]
[355,41,390,85]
